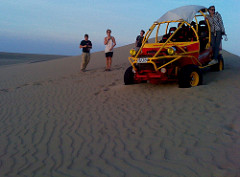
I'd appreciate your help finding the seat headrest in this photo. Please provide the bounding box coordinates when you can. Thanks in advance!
[169,27,177,34]
[169,27,177,31]
[199,20,206,26]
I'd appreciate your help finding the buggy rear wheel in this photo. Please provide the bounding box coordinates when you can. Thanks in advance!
[211,54,224,71]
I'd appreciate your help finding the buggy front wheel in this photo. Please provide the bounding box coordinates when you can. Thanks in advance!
[124,66,135,85]
[178,65,203,88]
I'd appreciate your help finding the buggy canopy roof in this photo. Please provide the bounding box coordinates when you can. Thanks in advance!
[157,5,207,23]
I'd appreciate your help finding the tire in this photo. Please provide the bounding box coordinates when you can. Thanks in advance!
[178,65,203,88]
[124,66,135,85]
[211,54,224,71]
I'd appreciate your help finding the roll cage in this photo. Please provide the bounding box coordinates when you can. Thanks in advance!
[129,8,211,72]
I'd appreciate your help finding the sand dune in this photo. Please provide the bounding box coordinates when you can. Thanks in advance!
[0,52,68,67]
[0,45,239,177]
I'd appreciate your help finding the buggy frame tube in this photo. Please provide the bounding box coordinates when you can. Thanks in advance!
[130,9,211,72]
[136,23,157,57]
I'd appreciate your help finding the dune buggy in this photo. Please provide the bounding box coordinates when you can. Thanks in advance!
[124,5,224,88]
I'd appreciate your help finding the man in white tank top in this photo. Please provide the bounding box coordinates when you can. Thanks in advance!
[104,29,116,71]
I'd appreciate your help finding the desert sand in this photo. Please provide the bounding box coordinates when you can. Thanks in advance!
[0,44,239,177]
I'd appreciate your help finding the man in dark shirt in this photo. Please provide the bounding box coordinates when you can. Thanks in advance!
[79,34,92,72]
[135,30,145,48]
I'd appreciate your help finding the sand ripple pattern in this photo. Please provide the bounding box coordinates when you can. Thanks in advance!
[0,63,240,177]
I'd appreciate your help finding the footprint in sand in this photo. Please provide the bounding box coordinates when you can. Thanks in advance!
[60,76,68,80]
[74,79,82,83]
[15,83,30,89]
[114,66,123,70]
[94,91,101,96]
[1,82,34,93]
[109,82,116,87]
[94,87,110,96]
[103,88,110,91]
[22,83,30,87]
[0,89,9,93]
[33,82,43,86]
[48,80,54,83]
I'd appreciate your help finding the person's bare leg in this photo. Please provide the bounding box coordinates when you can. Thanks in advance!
[105,57,108,70]
[106,57,111,70]
[108,57,112,70]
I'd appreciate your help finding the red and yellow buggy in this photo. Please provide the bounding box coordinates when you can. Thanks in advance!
[124,5,224,88]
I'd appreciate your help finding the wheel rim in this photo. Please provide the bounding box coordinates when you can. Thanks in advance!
[219,60,223,71]
[190,71,199,86]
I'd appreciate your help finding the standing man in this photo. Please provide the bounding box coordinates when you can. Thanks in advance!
[79,34,92,72]
[207,6,226,65]
[104,29,116,71]
[135,30,145,49]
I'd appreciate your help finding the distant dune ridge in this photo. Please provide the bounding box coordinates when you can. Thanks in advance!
[0,52,68,66]
[0,43,240,176]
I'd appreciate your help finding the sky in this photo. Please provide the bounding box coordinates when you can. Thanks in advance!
[0,0,240,56]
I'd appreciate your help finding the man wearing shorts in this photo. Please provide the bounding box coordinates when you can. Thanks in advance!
[104,29,116,71]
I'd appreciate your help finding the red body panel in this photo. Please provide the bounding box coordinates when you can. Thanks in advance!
[133,42,212,83]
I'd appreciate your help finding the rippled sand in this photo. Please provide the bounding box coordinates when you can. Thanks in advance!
[0,47,239,177]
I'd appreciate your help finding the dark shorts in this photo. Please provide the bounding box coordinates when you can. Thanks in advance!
[105,52,113,58]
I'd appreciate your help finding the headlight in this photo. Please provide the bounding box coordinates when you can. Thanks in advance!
[160,68,167,73]
[167,47,176,55]
[130,49,136,56]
